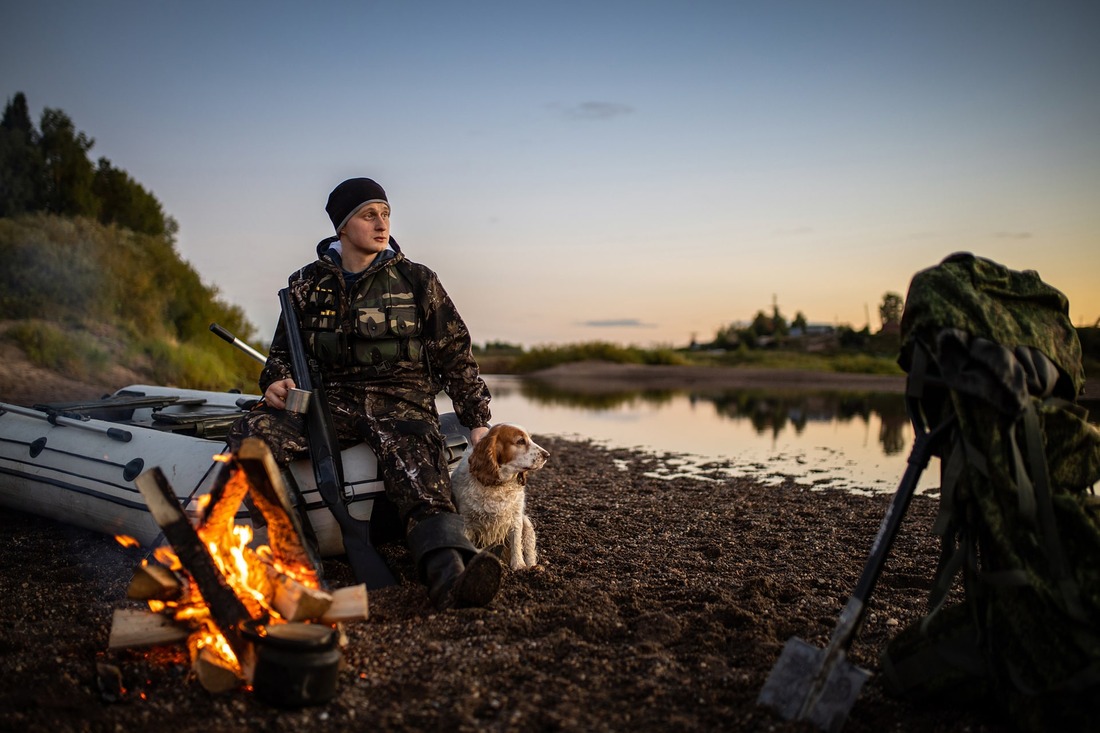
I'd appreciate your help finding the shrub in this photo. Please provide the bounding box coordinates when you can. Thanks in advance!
[6,320,110,380]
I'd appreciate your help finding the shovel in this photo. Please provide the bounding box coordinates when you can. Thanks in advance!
[757,414,951,731]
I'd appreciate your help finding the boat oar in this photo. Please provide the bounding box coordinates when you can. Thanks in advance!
[757,416,951,731]
[0,403,132,442]
[209,323,268,365]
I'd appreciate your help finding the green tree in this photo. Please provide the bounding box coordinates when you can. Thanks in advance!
[792,311,808,332]
[879,291,904,331]
[0,93,45,216]
[39,108,99,218]
[93,157,173,236]
[750,310,771,336]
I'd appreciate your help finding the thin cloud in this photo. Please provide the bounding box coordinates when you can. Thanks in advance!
[581,318,655,328]
[995,231,1033,240]
[553,101,636,120]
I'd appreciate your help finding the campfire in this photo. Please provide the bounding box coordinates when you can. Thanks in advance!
[106,438,368,705]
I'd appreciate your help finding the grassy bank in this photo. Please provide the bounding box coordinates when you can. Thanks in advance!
[474,340,905,376]
[0,214,263,393]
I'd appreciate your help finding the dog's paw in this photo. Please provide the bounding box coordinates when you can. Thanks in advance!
[510,559,540,572]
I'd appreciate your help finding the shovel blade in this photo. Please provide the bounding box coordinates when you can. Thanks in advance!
[757,637,870,733]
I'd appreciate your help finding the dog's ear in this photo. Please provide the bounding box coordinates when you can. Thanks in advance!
[468,429,501,485]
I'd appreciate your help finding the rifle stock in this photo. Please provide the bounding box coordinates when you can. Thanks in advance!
[277,288,396,588]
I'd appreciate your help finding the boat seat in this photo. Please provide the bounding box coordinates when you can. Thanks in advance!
[150,410,243,439]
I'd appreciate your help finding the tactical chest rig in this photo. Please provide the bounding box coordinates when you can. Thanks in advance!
[299,259,424,375]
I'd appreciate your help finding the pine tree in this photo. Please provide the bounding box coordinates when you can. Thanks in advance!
[38,107,99,218]
[0,93,46,215]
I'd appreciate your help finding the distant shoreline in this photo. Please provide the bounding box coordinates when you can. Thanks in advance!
[521,360,1100,405]
[523,360,907,393]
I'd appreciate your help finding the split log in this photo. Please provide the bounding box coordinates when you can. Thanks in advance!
[191,644,241,694]
[108,608,189,650]
[267,568,333,622]
[135,467,255,660]
[126,562,182,601]
[321,584,369,624]
[198,457,250,533]
[235,438,325,580]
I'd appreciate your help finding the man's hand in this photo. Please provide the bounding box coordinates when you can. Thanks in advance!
[263,378,297,410]
[469,425,489,446]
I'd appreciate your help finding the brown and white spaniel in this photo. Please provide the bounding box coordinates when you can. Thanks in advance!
[451,423,549,570]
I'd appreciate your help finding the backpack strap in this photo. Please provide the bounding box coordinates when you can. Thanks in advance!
[1020,398,1087,622]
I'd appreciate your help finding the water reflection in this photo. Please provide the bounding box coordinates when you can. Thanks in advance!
[482,375,931,495]
[707,391,909,456]
[513,377,912,455]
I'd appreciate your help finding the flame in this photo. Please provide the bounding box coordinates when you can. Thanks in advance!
[144,463,324,678]
[115,534,140,548]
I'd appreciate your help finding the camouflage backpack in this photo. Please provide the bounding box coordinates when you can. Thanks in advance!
[880,253,1100,732]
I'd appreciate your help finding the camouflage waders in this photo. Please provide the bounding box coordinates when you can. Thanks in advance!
[227,380,458,525]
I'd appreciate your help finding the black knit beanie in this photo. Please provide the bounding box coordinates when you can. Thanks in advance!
[326,177,389,233]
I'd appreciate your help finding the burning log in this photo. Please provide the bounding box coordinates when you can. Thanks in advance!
[233,437,324,575]
[269,567,333,622]
[191,644,241,694]
[134,466,255,666]
[126,562,182,601]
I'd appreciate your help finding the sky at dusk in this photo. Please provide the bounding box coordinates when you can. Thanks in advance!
[3,1,1098,348]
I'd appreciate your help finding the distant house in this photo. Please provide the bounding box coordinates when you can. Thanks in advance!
[787,323,835,338]
[788,323,838,352]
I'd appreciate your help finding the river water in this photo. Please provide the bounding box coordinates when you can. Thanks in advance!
[480,374,938,495]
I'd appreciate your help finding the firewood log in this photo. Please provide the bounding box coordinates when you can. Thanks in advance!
[135,467,255,660]
[235,438,325,579]
[267,567,333,622]
[107,608,189,650]
[191,645,241,694]
[126,562,182,601]
[321,584,369,623]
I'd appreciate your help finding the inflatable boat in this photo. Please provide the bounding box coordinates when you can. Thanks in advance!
[0,384,469,558]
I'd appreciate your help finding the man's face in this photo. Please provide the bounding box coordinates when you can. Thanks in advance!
[340,202,391,258]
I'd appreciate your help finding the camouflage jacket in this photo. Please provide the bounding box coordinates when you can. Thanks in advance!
[260,237,491,430]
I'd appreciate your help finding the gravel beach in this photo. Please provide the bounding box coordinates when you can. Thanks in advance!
[0,359,1014,732]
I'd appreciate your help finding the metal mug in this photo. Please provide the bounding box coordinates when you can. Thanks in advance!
[284,388,311,415]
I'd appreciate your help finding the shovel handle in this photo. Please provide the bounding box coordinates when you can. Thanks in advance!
[797,417,952,725]
[843,418,951,631]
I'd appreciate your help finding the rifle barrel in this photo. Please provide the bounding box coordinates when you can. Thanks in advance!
[277,290,314,392]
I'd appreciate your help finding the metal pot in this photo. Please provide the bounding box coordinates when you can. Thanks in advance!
[245,622,341,707]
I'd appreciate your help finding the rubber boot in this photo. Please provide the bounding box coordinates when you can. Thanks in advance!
[407,513,503,610]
